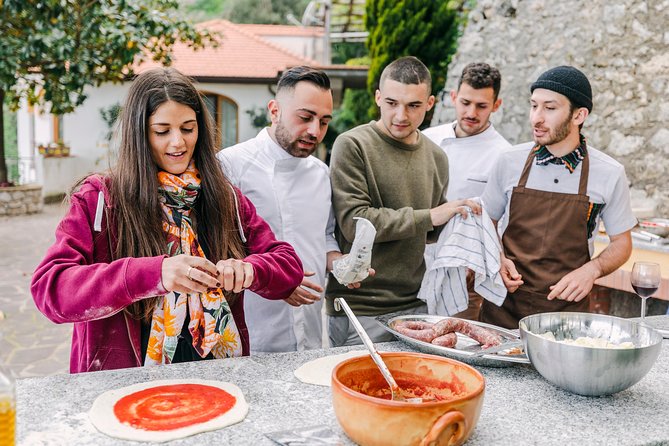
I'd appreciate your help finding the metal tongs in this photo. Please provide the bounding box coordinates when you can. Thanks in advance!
[334,298,422,403]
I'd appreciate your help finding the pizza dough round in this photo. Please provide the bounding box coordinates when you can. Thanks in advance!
[89,379,248,442]
[294,350,370,387]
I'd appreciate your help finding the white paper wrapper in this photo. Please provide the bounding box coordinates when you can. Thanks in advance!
[332,217,376,286]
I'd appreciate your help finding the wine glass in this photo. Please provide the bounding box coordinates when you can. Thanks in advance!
[631,262,661,323]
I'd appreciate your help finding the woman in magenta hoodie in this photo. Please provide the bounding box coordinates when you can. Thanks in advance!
[31,68,303,373]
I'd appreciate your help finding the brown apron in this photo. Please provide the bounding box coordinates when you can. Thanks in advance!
[480,148,591,329]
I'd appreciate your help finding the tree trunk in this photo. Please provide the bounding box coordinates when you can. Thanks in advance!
[0,90,8,185]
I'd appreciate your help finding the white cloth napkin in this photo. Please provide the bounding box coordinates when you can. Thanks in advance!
[418,206,507,316]
[332,217,376,286]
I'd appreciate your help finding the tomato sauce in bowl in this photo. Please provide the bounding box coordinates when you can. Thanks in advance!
[342,369,467,403]
[332,352,485,446]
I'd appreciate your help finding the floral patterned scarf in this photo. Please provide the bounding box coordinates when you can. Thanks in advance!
[144,162,243,365]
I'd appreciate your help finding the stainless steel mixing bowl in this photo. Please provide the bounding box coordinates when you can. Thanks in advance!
[519,312,662,396]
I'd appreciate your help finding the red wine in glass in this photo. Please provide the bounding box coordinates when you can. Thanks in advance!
[632,284,658,298]
[631,262,661,322]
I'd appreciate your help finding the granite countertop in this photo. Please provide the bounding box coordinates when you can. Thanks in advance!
[17,327,669,446]
[595,234,669,254]
[633,315,669,337]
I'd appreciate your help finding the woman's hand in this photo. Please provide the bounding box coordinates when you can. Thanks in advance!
[216,259,254,293]
[161,254,220,294]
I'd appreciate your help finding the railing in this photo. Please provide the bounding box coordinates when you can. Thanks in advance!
[2,156,37,185]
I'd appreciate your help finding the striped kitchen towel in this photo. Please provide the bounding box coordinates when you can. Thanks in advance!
[418,206,507,316]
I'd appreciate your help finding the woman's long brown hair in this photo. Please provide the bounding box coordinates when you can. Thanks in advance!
[111,67,246,320]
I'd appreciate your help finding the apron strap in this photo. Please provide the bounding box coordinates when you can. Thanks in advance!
[577,152,589,196]
[517,146,538,188]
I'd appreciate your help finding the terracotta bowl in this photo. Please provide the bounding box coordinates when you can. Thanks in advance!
[331,352,485,446]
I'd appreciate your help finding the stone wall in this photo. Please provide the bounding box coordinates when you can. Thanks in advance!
[431,0,669,216]
[0,184,43,216]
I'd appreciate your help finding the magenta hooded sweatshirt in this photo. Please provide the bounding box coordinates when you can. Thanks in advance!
[31,175,302,373]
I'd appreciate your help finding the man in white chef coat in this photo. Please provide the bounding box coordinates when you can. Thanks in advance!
[423,62,511,320]
[218,66,347,352]
[424,62,511,201]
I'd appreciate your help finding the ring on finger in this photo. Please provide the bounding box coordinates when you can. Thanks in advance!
[187,266,194,281]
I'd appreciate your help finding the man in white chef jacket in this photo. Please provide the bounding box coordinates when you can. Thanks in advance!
[423,62,511,320]
[218,66,343,352]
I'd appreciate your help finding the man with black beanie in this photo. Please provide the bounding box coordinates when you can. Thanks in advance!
[479,65,636,328]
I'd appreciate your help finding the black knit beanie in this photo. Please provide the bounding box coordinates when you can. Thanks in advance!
[530,66,593,113]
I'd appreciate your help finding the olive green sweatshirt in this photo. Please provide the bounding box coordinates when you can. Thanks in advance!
[325,122,449,316]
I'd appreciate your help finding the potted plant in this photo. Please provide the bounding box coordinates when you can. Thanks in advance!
[37,141,70,157]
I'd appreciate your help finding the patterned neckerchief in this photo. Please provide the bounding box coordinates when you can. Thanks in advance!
[145,161,242,366]
[534,134,588,173]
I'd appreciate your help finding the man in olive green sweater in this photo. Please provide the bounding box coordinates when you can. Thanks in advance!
[326,56,480,346]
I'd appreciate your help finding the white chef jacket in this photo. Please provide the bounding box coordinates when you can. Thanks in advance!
[481,142,638,256]
[218,128,339,352]
[422,121,511,201]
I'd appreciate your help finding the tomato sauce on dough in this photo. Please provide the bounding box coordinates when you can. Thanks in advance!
[113,384,236,431]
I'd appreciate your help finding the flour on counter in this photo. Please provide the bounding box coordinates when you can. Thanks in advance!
[22,412,95,446]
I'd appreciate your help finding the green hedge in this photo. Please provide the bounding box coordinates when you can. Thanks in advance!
[2,103,18,183]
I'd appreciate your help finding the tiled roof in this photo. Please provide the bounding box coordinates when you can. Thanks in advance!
[237,23,324,37]
[135,20,323,80]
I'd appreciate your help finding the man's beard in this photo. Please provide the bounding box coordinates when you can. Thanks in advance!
[534,114,572,146]
[275,121,317,158]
